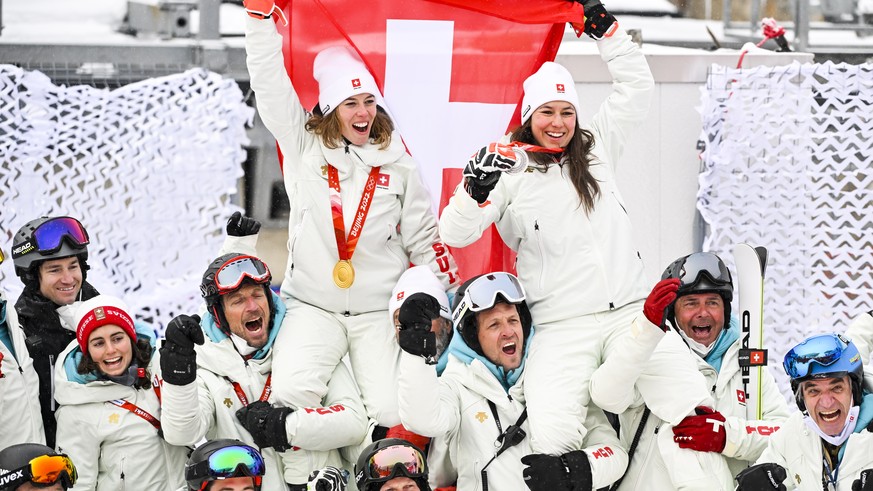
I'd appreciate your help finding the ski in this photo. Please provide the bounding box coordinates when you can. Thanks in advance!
[733,244,768,421]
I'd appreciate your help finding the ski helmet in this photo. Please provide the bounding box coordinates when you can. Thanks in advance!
[0,444,77,490]
[200,253,274,333]
[11,216,90,285]
[784,333,864,412]
[355,438,431,491]
[452,272,532,357]
[661,252,733,326]
[185,439,265,491]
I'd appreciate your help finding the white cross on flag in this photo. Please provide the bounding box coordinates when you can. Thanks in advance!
[377,173,391,190]
[273,0,583,279]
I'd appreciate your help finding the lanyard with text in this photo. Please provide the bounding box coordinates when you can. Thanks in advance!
[230,373,272,407]
[327,165,381,289]
[108,399,161,431]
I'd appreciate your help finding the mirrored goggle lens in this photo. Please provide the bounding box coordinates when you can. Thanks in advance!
[678,252,730,286]
[215,257,270,291]
[206,446,265,478]
[33,217,90,253]
[464,273,526,312]
[29,454,78,485]
[367,445,425,480]
[783,334,845,379]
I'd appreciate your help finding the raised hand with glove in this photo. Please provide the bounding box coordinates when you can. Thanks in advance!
[521,450,592,491]
[235,400,293,451]
[397,292,441,363]
[643,277,680,332]
[160,314,204,386]
[735,462,787,491]
[574,0,618,40]
[306,466,348,491]
[226,211,261,237]
[242,0,287,25]
[463,143,521,204]
[854,469,873,491]
[671,406,727,453]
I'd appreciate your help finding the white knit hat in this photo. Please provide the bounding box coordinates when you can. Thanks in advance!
[313,46,383,116]
[520,62,580,125]
[389,266,451,325]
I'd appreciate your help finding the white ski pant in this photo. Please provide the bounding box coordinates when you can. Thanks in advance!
[271,299,401,428]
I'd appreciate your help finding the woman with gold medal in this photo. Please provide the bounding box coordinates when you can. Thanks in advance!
[242,0,459,468]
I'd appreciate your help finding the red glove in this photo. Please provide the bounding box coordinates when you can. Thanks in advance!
[243,0,287,25]
[385,424,431,452]
[643,278,680,330]
[672,406,727,453]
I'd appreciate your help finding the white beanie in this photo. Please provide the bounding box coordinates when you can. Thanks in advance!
[313,46,383,116]
[520,62,580,125]
[389,266,451,325]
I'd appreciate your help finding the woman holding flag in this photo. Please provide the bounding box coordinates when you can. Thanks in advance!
[440,1,723,483]
[242,0,458,480]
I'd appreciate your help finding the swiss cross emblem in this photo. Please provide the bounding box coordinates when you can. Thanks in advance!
[377,173,391,189]
[352,78,361,88]
[737,389,747,405]
[397,291,405,301]
[556,83,565,93]
[94,307,106,320]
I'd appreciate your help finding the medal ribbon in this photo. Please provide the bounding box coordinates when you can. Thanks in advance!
[108,399,161,430]
[507,141,565,154]
[327,165,381,262]
[229,373,273,407]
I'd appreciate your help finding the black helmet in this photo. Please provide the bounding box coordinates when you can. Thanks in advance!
[451,272,532,357]
[200,253,274,333]
[0,444,77,490]
[185,439,265,491]
[11,216,91,285]
[661,252,733,326]
[355,438,430,491]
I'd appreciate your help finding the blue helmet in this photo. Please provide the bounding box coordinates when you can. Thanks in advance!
[783,333,864,412]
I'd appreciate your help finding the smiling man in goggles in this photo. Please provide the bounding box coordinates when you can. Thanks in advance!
[0,444,77,491]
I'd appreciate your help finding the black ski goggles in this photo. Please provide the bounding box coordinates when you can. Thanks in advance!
[452,272,525,326]
[186,445,265,490]
[0,453,77,489]
[361,444,427,482]
[213,256,271,294]
[667,252,731,287]
[11,217,89,260]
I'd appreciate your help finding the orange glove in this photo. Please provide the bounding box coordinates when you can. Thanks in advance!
[385,424,431,452]
[243,0,287,25]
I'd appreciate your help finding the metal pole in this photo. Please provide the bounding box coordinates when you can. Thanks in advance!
[199,0,220,40]
[724,0,732,27]
[751,0,762,32]
[795,0,809,52]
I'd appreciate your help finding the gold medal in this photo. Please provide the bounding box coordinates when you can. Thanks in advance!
[333,260,355,289]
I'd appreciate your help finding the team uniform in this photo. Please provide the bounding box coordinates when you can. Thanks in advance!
[53,325,186,491]
[0,291,45,447]
[244,15,458,429]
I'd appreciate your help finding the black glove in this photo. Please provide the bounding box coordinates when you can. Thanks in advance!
[160,314,203,385]
[854,469,873,491]
[735,463,787,491]
[307,466,349,491]
[462,144,516,204]
[235,400,293,451]
[397,292,440,361]
[521,450,592,491]
[226,211,261,237]
[575,0,618,40]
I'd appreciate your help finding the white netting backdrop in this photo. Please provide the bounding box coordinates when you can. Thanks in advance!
[0,65,253,335]
[698,61,873,401]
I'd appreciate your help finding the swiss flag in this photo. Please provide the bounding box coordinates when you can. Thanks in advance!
[556,83,565,93]
[273,0,582,280]
[351,78,361,88]
[737,389,747,405]
[377,173,391,189]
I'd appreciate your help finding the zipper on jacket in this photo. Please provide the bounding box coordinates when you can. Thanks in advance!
[533,220,546,290]
[49,354,56,410]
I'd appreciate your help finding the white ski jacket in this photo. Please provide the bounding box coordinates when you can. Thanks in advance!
[53,338,186,491]
[439,29,653,324]
[846,311,873,364]
[245,17,458,315]
[159,308,368,490]
[755,410,873,490]
[398,351,627,490]
[0,292,45,447]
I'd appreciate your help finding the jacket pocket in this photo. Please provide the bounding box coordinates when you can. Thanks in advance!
[385,223,407,270]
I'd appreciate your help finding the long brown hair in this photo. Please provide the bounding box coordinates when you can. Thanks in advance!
[305,104,394,150]
[77,336,153,390]
[510,120,600,213]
